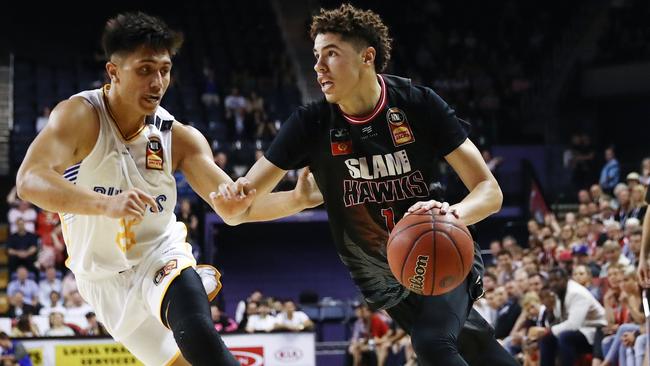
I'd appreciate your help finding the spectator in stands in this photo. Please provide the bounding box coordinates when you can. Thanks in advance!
[237,301,258,332]
[60,271,78,301]
[540,236,559,270]
[275,300,313,332]
[626,229,643,267]
[213,150,233,178]
[35,211,65,271]
[572,244,601,277]
[64,291,93,318]
[44,311,75,337]
[6,220,38,276]
[626,172,641,190]
[504,291,545,358]
[235,290,263,324]
[494,286,522,340]
[640,157,650,186]
[0,332,32,365]
[39,290,66,317]
[38,267,61,307]
[10,314,39,337]
[35,106,51,133]
[7,292,36,319]
[600,240,632,277]
[7,267,39,306]
[488,240,502,266]
[571,264,601,301]
[7,200,37,234]
[600,270,644,366]
[503,235,520,250]
[529,268,606,366]
[578,189,592,204]
[210,304,237,333]
[176,199,200,260]
[600,146,620,193]
[201,69,221,108]
[85,311,108,336]
[528,273,546,294]
[559,225,576,249]
[522,255,541,276]
[591,184,605,204]
[245,303,276,333]
[629,184,648,221]
[497,249,517,285]
[348,303,390,366]
[224,88,249,139]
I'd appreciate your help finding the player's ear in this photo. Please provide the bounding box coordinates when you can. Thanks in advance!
[106,61,119,83]
[362,47,376,66]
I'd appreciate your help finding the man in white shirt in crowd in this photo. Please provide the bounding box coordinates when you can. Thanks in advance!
[275,300,313,331]
[245,303,277,333]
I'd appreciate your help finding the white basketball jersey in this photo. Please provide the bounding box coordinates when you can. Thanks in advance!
[60,86,181,280]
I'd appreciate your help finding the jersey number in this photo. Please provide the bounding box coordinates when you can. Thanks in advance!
[381,208,396,232]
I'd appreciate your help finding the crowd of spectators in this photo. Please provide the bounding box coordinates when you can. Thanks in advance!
[473,155,649,366]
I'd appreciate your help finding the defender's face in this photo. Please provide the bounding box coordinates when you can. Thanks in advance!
[313,33,365,104]
[110,46,172,114]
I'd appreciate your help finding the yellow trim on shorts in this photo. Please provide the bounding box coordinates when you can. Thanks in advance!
[196,264,223,302]
[157,262,193,329]
[164,349,182,366]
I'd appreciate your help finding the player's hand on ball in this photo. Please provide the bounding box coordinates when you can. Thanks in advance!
[103,188,158,223]
[209,177,257,219]
[405,200,458,218]
[294,168,323,208]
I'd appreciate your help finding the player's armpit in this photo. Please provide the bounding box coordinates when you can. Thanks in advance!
[16,98,107,215]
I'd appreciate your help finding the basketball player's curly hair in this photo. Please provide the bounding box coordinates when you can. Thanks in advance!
[310,4,393,72]
[102,12,184,60]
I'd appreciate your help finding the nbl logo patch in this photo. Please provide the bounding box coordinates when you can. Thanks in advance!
[146,136,164,170]
[386,107,415,147]
[330,128,353,156]
[153,259,178,285]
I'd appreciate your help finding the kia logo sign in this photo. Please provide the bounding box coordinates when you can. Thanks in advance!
[231,350,264,366]
[274,347,303,362]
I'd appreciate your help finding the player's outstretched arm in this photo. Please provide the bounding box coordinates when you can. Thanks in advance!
[444,138,503,226]
[16,98,159,221]
[211,157,323,225]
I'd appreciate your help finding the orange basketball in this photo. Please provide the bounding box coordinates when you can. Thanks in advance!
[387,209,474,296]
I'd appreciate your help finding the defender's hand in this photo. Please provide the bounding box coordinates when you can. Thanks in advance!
[103,188,158,223]
[209,177,257,219]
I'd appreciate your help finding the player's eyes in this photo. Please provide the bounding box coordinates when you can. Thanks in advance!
[328,51,337,57]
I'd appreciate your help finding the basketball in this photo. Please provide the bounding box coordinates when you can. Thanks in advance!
[387,209,474,296]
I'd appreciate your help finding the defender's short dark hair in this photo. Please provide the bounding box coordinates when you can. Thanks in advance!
[102,12,184,60]
[310,4,392,72]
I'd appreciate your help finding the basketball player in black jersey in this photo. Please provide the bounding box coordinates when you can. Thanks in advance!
[214,4,518,365]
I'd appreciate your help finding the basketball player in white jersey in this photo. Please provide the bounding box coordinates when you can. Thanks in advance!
[16,12,318,366]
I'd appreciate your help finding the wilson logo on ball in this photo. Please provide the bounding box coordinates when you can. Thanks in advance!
[408,255,429,293]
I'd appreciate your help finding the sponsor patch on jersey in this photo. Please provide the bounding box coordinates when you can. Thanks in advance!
[153,259,177,285]
[146,136,164,170]
[386,107,415,147]
[330,128,353,156]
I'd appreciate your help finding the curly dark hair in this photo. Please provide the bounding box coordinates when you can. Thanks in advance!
[102,12,184,60]
[310,4,392,72]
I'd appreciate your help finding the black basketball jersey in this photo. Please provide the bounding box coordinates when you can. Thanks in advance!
[266,74,469,309]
